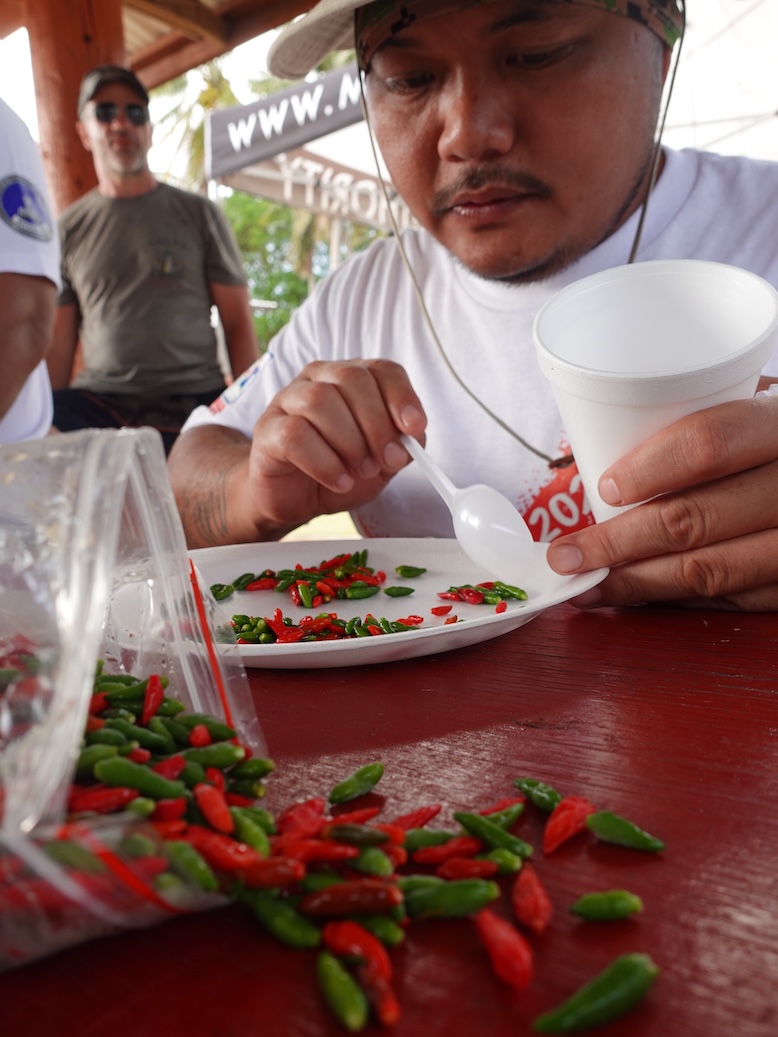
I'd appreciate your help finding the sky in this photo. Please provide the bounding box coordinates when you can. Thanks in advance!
[0,0,775,168]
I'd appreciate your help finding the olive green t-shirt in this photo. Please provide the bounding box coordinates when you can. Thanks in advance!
[57,182,247,395]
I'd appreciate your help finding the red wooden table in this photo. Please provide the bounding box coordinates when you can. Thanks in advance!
[3,604,777,1037]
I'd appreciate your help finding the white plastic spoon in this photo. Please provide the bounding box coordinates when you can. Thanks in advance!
[400,434,536,582]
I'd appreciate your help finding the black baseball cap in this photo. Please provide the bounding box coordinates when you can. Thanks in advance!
[77,65,149,115]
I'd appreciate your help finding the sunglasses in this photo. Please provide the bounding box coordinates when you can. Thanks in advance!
[91,101,150,126]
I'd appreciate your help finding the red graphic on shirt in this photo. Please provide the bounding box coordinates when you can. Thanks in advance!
[521,458,595,543]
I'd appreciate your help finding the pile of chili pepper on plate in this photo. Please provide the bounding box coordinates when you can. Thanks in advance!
[207,549,529,645]
[1,659,665,1032]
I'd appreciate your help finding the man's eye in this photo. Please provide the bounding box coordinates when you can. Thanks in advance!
[508,44,575,69]
[379,71,434,93]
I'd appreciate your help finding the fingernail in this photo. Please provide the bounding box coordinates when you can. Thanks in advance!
[360,456,380,479]
[384,441,407,469]
[336,473,354,492]
[549,545,583,574]
[400,405,423,429]
[599,477,622,506]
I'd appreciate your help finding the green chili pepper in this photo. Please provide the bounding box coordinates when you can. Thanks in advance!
[383,586,415,597]
[104,718,170,752]
[227,778,267,799]
[484,802,525,829]
[84,727,128,747]
[355,913,406,946]
[316,951,369,1033]
[532,953,660,1033]
[210,583,234,602]
[231,757,276,780]
[147,716,177,754]
[232,572,257,591]
[301,872,345,893]
[351,846,394,877]
[93,757,187,800]
[571,890,643,921]
[125,796,156,818]
[404,877,500,919]
[156,696,185,717]
[230,807,271,856]
[514,777,563,812]
[43,841,104,873]
[155,715,191,747]
[586,812,665,853]
[239,806,276,834]
[182,742,246,769]
[344,584,380,600]
[494,581,528,601]
[119,832,157,858]
[165,840,219,892]
[479,848,523,874]
[394,565,427,578]
[242,889,322,949]
[396,874,445,894]
[326,823,388,847]
[328,762,384,804]
[75,743,119,782]
[179,759,207,788]
[403,828,458,853]
[454,811,534,859]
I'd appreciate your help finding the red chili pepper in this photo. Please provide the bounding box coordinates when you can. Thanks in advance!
[149,819,188,839]
[511,862,553,935]
[542,795,597,855]
[151,754,187,780]
[194,783,235,834]
[495,601,508,614]
[444,616,459,625]
[140,674,164,727]
[277,796,327,837]
[244,576,279,591]
[151,797,188,822]
[370,823,407,846]
[436,857,500,880]
[299,878,403,917]
[224,792,256,807]
[88,692,110,715]
[184,825,263,872]
[69,786,139,815]
[289,583,303,607]
[437,591,461,601]
[397,614,424,626]
[391,804,442,830]
[367,625,382,636]
[430,605,453,616]
[458,587,485,605]
[85,714,106,732]
[328,806,382,826]
[355,962,402,1027]
[275,838,360,863]
[382,843,408,869]
[189,724,212,748]
[473,908,534,991]
[323,919,393,980]
[479,796,525,816]
[205,766,226,791]
[240,856,305,888]
[126,746,152,764]
[412,835,483,864]
[131,855,170,881]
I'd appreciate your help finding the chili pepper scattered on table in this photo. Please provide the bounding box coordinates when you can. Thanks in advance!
[1,656,666,1035]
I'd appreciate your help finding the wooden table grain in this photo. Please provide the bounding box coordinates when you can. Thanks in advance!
[3,604,777,1037]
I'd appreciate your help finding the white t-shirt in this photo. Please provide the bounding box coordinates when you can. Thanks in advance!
[0,99,60,443]
[185,148,778,542]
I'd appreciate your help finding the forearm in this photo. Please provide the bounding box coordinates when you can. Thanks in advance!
[47,304,80,388]
[0,275,56,419]
[168,424,296,548]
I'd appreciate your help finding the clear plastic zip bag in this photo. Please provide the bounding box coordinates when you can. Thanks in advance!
[0,428,265,969]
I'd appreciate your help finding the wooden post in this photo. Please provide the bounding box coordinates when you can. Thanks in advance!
[25,0,125,213]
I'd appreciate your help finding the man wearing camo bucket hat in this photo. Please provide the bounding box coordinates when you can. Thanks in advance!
[171,1,778,612]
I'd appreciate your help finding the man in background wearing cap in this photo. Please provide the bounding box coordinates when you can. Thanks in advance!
[0,96,59,443]
[46,65,259,454]
[169,0,778,611]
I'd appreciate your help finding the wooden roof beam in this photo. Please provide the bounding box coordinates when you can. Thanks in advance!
[124,0,228,44]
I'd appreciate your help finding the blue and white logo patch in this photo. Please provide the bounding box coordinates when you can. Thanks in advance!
[0,175,53,241]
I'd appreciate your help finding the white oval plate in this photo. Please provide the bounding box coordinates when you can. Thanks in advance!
[191,539,607,670]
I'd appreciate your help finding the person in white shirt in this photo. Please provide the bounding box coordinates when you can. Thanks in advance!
[0,98,59,443]
[169,0,778,612]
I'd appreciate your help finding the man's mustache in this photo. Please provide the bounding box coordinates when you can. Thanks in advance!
[432,168,552,215]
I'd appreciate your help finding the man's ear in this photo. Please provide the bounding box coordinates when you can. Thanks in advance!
[75,119,92,153]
